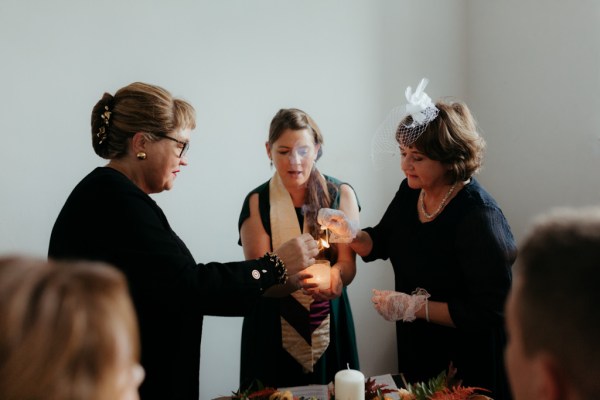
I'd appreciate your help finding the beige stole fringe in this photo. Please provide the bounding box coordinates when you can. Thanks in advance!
[270,172,330,372]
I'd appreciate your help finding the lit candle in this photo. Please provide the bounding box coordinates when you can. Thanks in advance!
[318,226,331,251]
[334,368,365,400]
[305,260,331,290]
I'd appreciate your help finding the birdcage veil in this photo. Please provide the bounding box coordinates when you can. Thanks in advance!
[371,78,439,168]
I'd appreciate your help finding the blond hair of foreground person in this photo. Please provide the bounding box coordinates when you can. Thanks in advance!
[0,256,144,400]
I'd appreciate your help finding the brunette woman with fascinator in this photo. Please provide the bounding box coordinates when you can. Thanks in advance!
[319,79,516,399]
[237,108,360,389]
[48,82,318,400]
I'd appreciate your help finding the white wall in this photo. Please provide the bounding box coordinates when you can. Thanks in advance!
[467,0,600,241]
[2,1,598,399]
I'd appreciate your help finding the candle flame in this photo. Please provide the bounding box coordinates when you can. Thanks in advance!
[318,226,330,249]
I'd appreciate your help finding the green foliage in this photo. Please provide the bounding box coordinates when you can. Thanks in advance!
[400,363,489,400]
[404,369,449,400]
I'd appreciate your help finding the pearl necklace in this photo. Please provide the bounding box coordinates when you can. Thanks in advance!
[419,182,458,220]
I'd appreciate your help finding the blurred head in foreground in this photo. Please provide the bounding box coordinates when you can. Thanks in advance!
[0,256,144,400]
[505,207,600,400]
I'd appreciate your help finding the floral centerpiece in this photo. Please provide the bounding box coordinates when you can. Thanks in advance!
[393,364,491,400]
[230,380,315,400]
[230,364,491,400]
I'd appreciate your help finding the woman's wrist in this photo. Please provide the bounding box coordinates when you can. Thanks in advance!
[351,230,373,257]
[332,265,344,285]
[264,252,288,285]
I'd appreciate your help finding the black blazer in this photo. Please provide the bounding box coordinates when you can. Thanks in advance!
[49,167,279,400]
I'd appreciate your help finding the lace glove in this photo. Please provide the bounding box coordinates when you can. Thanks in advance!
[317,208,359,243]
[371,288,430,322]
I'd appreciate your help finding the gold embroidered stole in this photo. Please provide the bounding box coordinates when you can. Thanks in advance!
[269,172,330,372]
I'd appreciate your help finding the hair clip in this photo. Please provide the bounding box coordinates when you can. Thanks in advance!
[97,126,107,145]
[101,105,111,126]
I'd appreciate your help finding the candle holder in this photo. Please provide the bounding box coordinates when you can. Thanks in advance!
[304,259,331,290]
[302,225,332,290]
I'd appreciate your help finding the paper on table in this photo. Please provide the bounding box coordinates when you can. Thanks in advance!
[279,384,330,399]
[279,374,400,400]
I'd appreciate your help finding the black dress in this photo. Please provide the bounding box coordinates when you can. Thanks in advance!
[362,178,516,399]
[237,175,360,389]
[49,167,284,400]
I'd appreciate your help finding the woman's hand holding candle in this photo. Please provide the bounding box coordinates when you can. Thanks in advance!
[304,260,331,290]
[273,233,319,276]
[310,265,344,301]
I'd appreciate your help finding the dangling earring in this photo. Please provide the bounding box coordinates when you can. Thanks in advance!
[270,159,273,169]
[137,152,147,160]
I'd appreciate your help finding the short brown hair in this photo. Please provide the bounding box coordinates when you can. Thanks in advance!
[0,257,139,400]
[516,208,600,398]
[400,100,485,182]
[91,82,196,159]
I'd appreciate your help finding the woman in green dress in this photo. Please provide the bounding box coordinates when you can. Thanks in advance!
[237,108,360,389]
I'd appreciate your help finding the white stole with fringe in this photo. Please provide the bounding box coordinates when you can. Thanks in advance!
[269,172,330,372]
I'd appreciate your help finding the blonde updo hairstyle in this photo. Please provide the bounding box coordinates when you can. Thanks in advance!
[400,100,485,183]
[0,257,140,400]
[91,82,196,159]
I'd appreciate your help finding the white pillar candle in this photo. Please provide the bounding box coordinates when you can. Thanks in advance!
[305,260,331,290]
[334,368,365,400]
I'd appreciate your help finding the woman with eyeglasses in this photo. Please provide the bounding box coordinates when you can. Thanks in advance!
[48,82,318,400]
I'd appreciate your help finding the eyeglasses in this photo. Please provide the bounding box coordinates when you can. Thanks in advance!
[155,133,190,158]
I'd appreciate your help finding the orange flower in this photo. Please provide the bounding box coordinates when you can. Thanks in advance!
[397,388,416,400]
